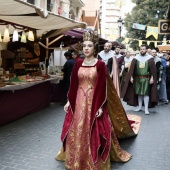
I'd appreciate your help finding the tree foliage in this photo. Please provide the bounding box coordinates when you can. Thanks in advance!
[124,0,169,50]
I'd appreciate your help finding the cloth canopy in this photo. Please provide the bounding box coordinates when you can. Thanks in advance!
[40,29,108,48]
[0,0,86,38]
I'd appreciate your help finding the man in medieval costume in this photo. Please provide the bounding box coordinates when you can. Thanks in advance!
[121,45,157,114]
[151,49,163,103]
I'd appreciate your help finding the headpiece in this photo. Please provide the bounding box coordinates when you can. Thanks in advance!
[83,30,99,43]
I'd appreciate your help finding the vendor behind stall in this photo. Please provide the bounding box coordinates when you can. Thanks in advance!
[62,51,75,102]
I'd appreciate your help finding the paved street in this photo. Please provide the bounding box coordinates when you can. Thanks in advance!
[0,101,170,170]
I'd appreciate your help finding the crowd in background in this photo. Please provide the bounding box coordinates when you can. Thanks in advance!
[98,42,170,105]
[62,42,170,108]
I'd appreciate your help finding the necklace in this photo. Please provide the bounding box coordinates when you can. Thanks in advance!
[83,58,96,66]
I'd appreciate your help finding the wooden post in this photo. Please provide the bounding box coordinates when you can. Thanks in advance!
[46,38,49,75]
[38,35,65,75]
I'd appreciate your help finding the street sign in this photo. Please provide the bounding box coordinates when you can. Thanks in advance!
[158,20,170,34]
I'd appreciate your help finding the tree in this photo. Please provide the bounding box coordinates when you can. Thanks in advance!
[124,0,169,50]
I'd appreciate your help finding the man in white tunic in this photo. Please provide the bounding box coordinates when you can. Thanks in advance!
[98,42,114,65]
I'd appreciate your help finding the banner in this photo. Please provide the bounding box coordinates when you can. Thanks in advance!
[132,23,146,30]
[138,40,143,46]
[158,20,170,34]
[154,41,158,47]
[145,26,158,39]
[125,38,130,44]
[147,41,151,46]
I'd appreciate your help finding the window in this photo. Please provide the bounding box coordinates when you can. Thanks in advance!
[27,0,34,5]
[47,0,52,11]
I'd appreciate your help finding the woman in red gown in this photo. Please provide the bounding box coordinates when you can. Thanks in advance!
[56,30,141,170]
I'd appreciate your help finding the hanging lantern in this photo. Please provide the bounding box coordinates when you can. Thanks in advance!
[12,29,19,42]
[3,26,10,42]
[21,31,27,43]
[28,30,34,41]
[0,32,2,42]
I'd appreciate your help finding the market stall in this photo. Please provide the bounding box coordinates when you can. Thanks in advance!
[0,75,63,126]
[0,0,86,126]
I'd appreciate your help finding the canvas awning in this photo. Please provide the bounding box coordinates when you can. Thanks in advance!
[0,0,86,39]
[39,29,108,48]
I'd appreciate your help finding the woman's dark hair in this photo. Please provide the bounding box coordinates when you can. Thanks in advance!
[64,51,72,59]
[94,42,100,57]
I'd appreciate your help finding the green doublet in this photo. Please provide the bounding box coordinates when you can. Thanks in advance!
[134,60,150,95]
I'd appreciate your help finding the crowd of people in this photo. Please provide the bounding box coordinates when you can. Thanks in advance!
[98,43,170,113]
[57,30,170,169]
[62,36,170,112]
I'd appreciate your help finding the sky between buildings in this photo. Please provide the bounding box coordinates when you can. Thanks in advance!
[121,0,136,36]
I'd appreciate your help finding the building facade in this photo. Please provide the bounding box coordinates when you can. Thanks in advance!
[21,0,84,21]
[100,0,121,40]
[81,0,122,41]
[81,0,100,31]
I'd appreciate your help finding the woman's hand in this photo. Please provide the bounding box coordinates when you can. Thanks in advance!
[130,77,133,83]
[96,108,103,117]
[64,101,70,112]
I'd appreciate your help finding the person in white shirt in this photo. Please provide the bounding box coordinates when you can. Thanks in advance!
[120,51,133,92]
[98,42,114,65]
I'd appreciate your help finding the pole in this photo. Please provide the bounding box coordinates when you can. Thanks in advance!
[119,26,121,38]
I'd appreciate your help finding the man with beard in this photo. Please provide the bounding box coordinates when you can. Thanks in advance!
[99,43,120,97]
[98,42,114,65]
[113,46,124,71]
[121,45,157,114]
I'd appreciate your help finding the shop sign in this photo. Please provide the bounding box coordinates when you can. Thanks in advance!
[158,20,170,34]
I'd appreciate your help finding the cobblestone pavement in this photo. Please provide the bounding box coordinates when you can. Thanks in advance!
[0,101,170,170]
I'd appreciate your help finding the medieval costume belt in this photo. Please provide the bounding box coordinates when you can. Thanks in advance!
[135,75,150,78]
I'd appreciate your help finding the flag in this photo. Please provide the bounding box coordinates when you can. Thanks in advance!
[147,41,151,46]
[146,26,158,39]
[138,40,143,46]
[132,23,146,30]
[125,38,130,44]
[154,41,158,48]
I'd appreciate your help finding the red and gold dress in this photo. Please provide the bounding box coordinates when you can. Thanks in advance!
[56,59,141,170]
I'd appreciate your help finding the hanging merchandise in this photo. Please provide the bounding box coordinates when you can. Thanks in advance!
[34,43,40,56]
[12,29,19,42]
[3,26,10,42]
[21,31,27,43]
[28,31,34,41]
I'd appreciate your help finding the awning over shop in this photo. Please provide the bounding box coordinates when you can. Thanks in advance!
[39,29,108,48]
[0,0,86,39]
